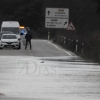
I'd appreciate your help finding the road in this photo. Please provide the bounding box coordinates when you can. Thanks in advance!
[0,40,73,56]
[0,40,100,100]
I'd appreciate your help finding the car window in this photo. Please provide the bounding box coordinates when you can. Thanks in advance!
[2,28,19,34]
[2,35,17,39]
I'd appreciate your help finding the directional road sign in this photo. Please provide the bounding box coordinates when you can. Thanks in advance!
[45,8,69,28]
[45,18,69,28]
[46,8,69,18]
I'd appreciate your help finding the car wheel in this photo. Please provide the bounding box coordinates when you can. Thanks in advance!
[0,48,3,50]
[18,42,21,49]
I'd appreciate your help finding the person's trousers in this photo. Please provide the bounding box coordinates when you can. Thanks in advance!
[25,39,32,49]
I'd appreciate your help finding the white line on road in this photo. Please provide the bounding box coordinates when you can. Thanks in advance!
[48,41,61,50]
[48,41,72,56]
[28,50,33,56]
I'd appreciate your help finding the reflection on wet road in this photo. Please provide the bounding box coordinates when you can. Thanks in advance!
[0,40,100,100]
[0,56,100,100]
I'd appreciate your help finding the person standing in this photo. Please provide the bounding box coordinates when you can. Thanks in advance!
[25,28,32,50]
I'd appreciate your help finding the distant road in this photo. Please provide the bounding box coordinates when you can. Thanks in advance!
[0,39,74,57]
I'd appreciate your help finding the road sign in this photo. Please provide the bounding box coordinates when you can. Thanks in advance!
[45,18,69,28]
[46,8,69,18]
[45,8,69,28]
[66,22,76,30]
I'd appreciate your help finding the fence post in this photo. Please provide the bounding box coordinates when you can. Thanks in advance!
[76,40,78,52]
[64,37,66,45]
[82,43,84,54]
[48,32,50,40]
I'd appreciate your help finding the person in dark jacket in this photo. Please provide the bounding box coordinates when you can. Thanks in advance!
[25,29,32,50]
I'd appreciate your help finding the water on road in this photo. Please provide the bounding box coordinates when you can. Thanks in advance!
[0,40,100,100]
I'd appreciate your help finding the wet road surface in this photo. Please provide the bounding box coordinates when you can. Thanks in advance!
[0,40,100,100]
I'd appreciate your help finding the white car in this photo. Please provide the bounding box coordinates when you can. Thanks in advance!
[0,34,20,49]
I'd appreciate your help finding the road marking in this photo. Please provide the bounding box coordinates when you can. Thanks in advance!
[48,41,72,56]
[61,49,72,56]
[28,50,33,56]
[48,42,61,50]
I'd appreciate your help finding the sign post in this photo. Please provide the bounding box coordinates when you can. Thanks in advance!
[48,28,50,40]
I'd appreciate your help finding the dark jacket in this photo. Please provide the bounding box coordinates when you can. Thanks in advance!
[25,31,32,40]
